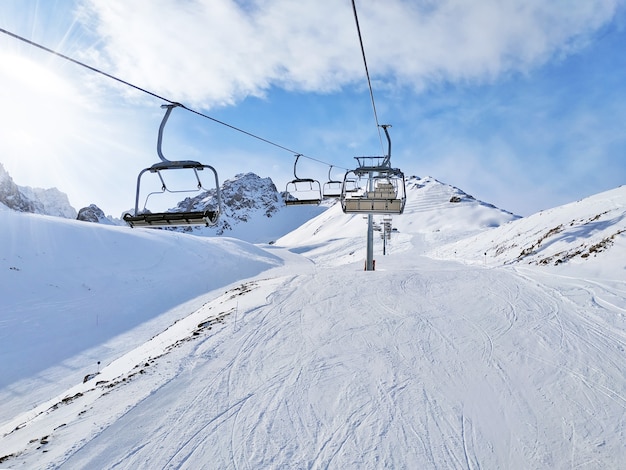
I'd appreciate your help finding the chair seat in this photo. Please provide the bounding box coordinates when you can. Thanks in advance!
[123,210,218,228]
[284,198,322,206]
[343,197,403,214]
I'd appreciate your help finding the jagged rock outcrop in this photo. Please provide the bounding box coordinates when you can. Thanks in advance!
[220,173,281,219]
[0,162,77,218]
[77,204,115,225]
[172,172,284,235]
[0,163,37,213]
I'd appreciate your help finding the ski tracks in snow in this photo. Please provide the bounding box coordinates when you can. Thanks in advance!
[8,249,626,468]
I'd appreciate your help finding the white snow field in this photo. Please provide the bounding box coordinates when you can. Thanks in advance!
[1,178,625,469]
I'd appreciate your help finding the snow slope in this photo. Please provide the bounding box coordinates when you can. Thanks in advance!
[0,211,281,420]
[278,176,519,265]
[431,185,626,278]
[1,178,625,469]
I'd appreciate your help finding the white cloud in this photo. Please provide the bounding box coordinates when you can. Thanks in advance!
[81,0,624,106]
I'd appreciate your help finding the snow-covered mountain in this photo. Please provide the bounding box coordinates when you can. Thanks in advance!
[0,162,77,218]
[0,164,327,240]
[164,172,328,243]
[277,175,520,266]
[124,173,519,244]
[1,176,625,468]
[2,164,517,246]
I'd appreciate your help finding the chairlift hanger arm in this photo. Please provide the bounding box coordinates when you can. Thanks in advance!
[284,154,322,205]
[327,165,342,184]
[288,154,317,183]
[380,124,391,167]
[351,125,393,173]
[293,154,303,180]
[157,103,181,163]
[151,103,204,170]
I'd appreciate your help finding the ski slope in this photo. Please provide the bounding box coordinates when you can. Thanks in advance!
[1,179,625,468]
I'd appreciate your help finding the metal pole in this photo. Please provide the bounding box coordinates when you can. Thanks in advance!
[367,213,374,270]
[383,221,387,256]
[366,172,374,271]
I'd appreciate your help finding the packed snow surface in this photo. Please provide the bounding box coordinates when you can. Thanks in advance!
[1,177,625,469]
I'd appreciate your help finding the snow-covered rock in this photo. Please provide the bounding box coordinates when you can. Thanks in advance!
[0,162,77,218]
[161,172,328,243]
[77,204,116,225]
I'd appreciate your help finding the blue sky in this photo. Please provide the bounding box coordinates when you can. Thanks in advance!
[1,0,625,217]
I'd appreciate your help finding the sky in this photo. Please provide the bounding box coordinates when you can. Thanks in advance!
[1,0,626,217]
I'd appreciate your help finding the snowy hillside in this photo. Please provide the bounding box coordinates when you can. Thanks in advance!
[277,176,519,265]
[0,211,281,418]
[431,185,626,277]
[1,179,625,469]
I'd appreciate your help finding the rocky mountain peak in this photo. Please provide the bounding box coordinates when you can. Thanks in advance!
[0,162,77,218]
[77,204,115,225]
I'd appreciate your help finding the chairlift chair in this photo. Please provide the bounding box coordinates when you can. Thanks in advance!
[342,175,362,195]
[322,166,343,199]
[284,154,322,205]
[340,125,406,215]
[123,103,222,228]
[341,171,406,214]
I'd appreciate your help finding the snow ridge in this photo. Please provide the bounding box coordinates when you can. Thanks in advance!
[431,185,626,275]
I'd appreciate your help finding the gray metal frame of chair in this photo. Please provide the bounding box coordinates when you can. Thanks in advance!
[284,154,322,206]
[342,176,360,195]
[340,125,406,215]
[322,166,343,199]
[123,104,221,228]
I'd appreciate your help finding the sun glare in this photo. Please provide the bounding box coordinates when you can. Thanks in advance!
[1,52,74,95]
[0,51,84,148]
[0,49,91,198]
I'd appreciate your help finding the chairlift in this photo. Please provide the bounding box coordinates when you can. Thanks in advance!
[123,103,221,228]
[322,166,343,199]
[340,125,406,215]
[284,154,322,205]
[342,175,362,195]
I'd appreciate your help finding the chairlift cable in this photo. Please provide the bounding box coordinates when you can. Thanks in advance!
[350,0,385,154]
[0,26,349,171]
